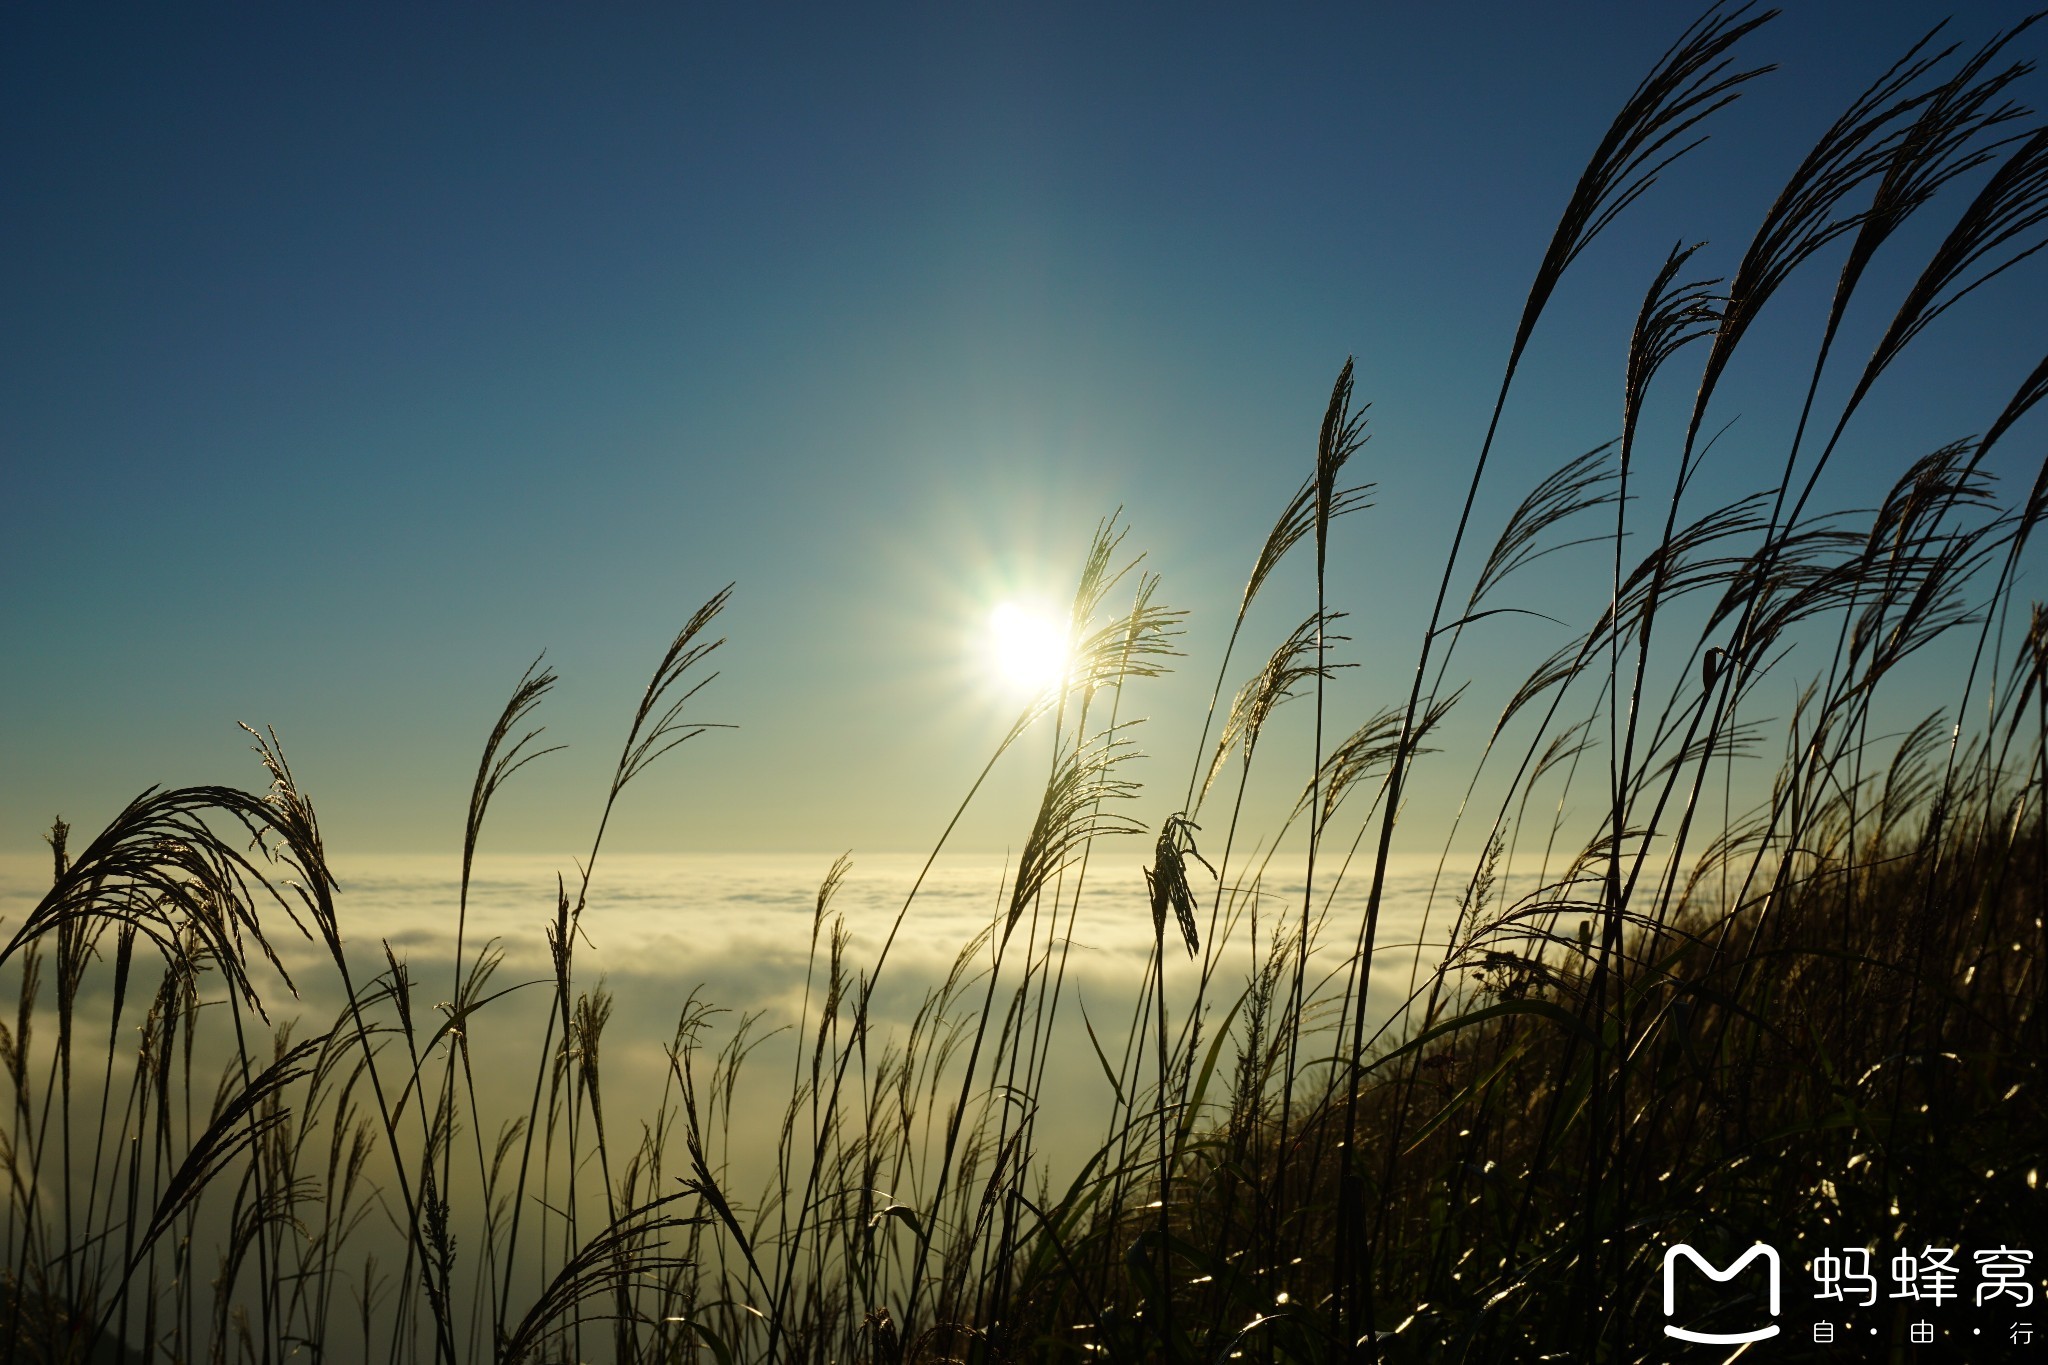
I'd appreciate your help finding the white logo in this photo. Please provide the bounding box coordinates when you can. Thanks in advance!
[1663,1243,1781,1344]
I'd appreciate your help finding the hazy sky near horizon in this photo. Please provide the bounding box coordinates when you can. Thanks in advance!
[7,1,2048,865]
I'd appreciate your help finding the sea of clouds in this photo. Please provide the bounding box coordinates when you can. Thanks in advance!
[1,846,1555,1213]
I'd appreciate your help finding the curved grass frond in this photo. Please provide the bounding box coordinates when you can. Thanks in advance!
[1694,21,1964,420]
[1315,358,1370,567]
[463,658,561,879]
[1858,127,2048,404]
[6,783,313,1016]
[1511,2,1776,368]
[1183,361,1375,810]
[1005,729,1144,943]
[1473,445,1622,605]
[1304,691,1461,834]
[1625,246,1720,486]
[1199,612,1351,809]
[1826,17,2040,349]
[496,1193,701,1365]
[616,585,736,794]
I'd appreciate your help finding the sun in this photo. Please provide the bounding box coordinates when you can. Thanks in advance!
[988,602,1069,694]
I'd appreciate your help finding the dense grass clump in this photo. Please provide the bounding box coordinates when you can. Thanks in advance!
[1011,793,2046,1360]
[7,6,2048,1362]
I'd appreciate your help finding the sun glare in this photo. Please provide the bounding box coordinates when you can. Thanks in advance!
[988,602,1068,694]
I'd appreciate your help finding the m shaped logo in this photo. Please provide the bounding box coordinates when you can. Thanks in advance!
[1662,1243,1781,1344]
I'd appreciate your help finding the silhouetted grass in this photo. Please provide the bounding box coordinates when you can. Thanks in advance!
[6,5,2048,1362]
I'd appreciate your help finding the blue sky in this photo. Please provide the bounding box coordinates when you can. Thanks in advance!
[6,2,2046,863]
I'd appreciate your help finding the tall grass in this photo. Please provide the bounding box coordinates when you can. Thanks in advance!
[6,5,2048,1361]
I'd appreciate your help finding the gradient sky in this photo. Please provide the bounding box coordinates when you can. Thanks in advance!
[6,1,2047,865]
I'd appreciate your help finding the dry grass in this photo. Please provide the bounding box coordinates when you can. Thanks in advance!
[6,5,2048,1362]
